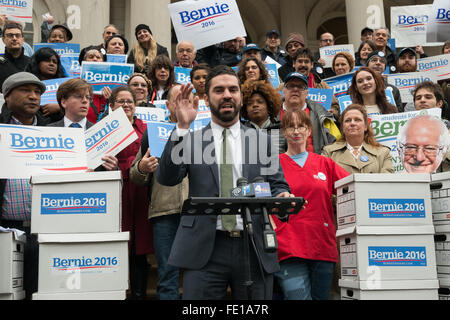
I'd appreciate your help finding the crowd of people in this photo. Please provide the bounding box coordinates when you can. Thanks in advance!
[1,12,450,301]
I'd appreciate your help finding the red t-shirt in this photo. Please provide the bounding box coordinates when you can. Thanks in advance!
[273,152,350,263]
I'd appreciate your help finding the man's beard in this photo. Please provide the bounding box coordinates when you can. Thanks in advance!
[400,62,417,73]
[210,99,241,123]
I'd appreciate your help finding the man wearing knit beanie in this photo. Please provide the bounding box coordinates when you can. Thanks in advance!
[278,32,305,82]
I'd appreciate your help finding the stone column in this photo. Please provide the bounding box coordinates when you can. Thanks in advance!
[127,0,172,58]
[345,0,386,48]
[279,0,308,46]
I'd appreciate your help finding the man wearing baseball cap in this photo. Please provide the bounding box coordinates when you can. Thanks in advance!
[360,27,373,42]
[0,72,48,299]
[261,29,287,66]
[365,50,403,111]
[395,47,418,73]
[242,43,262,60]
[278,72,340,154]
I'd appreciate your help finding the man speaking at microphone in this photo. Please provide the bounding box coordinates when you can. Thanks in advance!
[157,65,294,300]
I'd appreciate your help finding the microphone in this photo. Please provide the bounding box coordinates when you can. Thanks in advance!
[230,177,253,236]
[252,177,278,253]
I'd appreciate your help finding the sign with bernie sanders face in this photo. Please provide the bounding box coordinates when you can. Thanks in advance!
[168,0,246,50]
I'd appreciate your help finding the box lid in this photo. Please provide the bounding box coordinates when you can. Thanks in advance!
[38,232,129,244]
[335,173,430,189]
[336,225,435,237]
[339,279,439,290]
[435,224,450,233]
[431,171,450,182]
[30,171,122,185]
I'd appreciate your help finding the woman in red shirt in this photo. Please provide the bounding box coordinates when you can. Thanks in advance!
[273,108,349,300]
[109,86,154,299]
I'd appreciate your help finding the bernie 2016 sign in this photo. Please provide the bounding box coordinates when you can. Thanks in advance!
[80,62,135,94]
[0,0,33,23]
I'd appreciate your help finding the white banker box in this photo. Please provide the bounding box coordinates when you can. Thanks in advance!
[335,174,432,229]
[435,225,450,278]
[431,172,450,225]
[31,171,122,234]
[339,279,439,300]
[32,290,126,300]
[37,232,129,293]
[337,225,437,281]
[0,231,25,299]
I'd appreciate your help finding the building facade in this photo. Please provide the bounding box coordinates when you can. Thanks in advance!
[30,0,436,57]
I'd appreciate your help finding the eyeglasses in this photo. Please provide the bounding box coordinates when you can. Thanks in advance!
[285,125,308,133]
[321,39,333,43]
[71,94,92,101]
[4,33,22,39]
[285,83,307,91]
[401,144,443,156]
[115,100,134,106]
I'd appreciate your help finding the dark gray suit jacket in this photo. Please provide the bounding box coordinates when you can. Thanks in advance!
[157,123,290,273]
[47,119,94,129]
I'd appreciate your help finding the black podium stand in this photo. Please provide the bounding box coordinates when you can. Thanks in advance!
[181,196,305,300]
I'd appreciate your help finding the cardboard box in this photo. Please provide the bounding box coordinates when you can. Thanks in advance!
[37,232,129,294]
[0,231,25,294]
[431,172,450,225]
[335,174,432,229]
[32,290,126,300]
[337,225,437,281]
[31,171,122,234]
[339,279,439,300]
[434,225,450,276]
[439,277,450,288]
[0,291,26,300]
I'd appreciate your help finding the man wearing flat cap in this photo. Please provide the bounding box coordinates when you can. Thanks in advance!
[0,72,48,300]
[261,29,287,66]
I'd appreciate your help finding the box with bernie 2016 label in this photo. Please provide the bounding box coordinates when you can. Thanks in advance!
[335,174,432,230]
[431,172,450,226]
[337,225,437,281]
[0,231,26,299]
[31,171,122,234]
[339,279,439,300]
[37,232,129,294]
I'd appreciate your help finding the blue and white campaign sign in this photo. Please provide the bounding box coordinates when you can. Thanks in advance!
[168,0,246,50]
[385,87,396,106]
[85,107,138,169]
[80,61,134,94]
[40,78,70,105]
[0,0,33,23]
[368,246,427,267]
[426,0,450,43]
[387,71,438,103]
[307,88,333,111]
[368,198,426,218]
[175,66,191,85]
[135,107,166,123]
[338,95,353,114]
[391,5,443,47]
[146,121,176,158]
[319,44,355,68]
[107,54,127,64]
[0,124,87,179]
[417,54,450,81]
[196,100,211,120]
[324,72,354,99]
[370,107,442,172]
[34,43,81,56]
[60,53,81,78]
[265,63,281,90]
[153,100,170,121]
[41,193,107,215]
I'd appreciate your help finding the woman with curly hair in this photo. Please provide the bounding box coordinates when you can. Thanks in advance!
[127,24,169,74]
[349,67,398,116]
[237,57,270,85]
[241,79,286,153]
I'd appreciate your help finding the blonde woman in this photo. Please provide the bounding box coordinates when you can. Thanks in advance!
[127,24,169,74]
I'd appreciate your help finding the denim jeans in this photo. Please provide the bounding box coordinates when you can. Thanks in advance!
[152,214,181,300]
[274,257,335,300]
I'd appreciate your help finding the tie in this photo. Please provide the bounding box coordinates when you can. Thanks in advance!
[220,128,236,231]
[69,123,82,128]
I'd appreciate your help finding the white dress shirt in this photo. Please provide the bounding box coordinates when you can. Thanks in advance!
[176,120,244,230]
[64,116,87,130]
